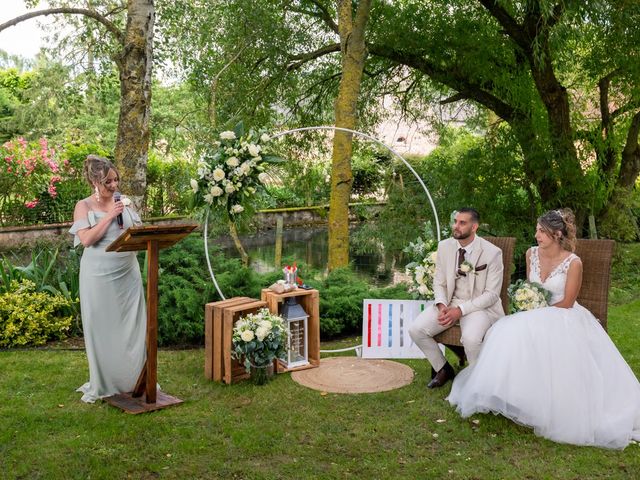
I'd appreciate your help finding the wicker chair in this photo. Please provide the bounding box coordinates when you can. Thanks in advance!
[432,236,516,364]
[433,237,615,366]
[574,238,615,331]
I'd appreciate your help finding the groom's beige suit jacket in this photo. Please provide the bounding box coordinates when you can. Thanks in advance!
[433,236,505,322]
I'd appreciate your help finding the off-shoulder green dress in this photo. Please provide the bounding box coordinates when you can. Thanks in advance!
[69,203,146,403]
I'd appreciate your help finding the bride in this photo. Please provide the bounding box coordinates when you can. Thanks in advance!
[448,209,640,449]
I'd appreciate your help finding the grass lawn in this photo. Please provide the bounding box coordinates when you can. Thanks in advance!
[1,243,639,479]
[1,298,640,480]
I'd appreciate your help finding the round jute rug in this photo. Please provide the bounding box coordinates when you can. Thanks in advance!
[291,357,414,394]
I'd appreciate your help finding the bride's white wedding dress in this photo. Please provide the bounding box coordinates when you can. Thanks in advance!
[448,247,640,449]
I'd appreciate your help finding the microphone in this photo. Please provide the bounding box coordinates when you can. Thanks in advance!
[114,191,124,229]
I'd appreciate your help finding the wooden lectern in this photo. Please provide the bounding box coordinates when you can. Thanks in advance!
[104,223,198,414]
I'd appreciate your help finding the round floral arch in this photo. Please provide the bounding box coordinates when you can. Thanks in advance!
[203,125,440,300]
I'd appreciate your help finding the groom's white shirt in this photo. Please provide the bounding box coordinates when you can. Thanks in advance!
[433,236,504,321]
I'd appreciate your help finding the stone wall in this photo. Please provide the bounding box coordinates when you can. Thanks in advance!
[0,203,384,251]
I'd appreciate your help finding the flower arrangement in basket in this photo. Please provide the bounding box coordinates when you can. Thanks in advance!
[189,122,281,217]
[231,308,288,385]
[403,222,438,300]
[508,279,552,313]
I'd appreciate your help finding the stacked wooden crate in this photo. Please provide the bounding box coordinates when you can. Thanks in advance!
[204,297,267,384]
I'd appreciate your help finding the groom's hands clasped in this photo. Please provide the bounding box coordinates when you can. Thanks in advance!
[436,303,462,327]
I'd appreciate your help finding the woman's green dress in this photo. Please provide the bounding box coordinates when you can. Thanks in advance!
[69,204,146,403]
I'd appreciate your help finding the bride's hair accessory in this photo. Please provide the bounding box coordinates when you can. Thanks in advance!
[538,208,576,252]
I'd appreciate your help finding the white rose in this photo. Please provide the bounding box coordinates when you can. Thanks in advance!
[258,172,269,183]
[220,131,236,140]
[240,330,254,342]
[260,133,270,143]
[203,193,214,204]
[259,320,272,331]
[190,179,199,193]
[225,183,236,193]
[213,168,225,181]
[210,186,223,197]
[226,156,240,167]
[414,266,425,283]
[248,144,261,157]
[417,284,430,296]
[256,326,269,342]
[239,162,251,176]
[231,204,244,214]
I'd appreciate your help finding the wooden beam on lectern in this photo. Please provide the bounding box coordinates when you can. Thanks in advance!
[103,223,197,414]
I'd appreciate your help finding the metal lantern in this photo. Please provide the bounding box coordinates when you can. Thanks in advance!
[280,296,309,369]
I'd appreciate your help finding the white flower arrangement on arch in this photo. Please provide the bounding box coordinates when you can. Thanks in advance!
[190,122,282,217]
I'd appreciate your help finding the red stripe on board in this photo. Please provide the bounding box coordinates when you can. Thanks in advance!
[367,303,372,347]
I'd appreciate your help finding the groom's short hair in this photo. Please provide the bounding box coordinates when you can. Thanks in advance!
[458,207,480,224]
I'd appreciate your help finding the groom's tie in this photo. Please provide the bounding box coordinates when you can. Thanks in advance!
[457,248,466,276]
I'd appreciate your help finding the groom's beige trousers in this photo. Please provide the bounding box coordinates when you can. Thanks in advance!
[408,300,492,372]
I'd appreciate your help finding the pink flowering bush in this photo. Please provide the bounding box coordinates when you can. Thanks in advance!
[0,137,68,225]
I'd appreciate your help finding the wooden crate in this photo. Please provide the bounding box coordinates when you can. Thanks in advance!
[204,297,267,383]
[260,288,320,373]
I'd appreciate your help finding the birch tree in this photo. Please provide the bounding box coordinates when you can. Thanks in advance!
[0,0,155,207]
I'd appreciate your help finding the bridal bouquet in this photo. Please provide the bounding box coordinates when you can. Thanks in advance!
[231,308,288,384]
[508,279,552,313]
[190,122,281,216]
[403,223,438,300]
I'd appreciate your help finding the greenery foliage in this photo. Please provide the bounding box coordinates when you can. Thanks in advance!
[1,247,81,336]
[144,151,196,217]
[0,279,72,347]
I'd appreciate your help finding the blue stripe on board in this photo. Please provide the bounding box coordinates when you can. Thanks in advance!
[388,303,393,347]
[400,303,404,347]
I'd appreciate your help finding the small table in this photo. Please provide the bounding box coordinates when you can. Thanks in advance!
[260,288,320,373]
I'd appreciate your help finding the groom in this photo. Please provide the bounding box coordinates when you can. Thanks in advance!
[409,208,504,388]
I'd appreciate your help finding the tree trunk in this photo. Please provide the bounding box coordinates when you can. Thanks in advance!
[113,0,155,210]
[327,0,371,271]
[228,219,250,267]
[0,3,154,210]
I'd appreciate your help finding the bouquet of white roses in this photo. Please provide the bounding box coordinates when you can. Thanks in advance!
[508,279,552,313]
[232,308,288,374]
[403,222,438,300]
[190,122,281,216]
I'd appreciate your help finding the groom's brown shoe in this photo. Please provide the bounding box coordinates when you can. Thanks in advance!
[427,362,455,389]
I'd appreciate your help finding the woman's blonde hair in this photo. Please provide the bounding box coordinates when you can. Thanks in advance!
[83,154,118,187]
[538,208,577,252]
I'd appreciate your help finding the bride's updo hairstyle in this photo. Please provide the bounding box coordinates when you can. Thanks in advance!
[83,154,118,186]
[538,208,577,252]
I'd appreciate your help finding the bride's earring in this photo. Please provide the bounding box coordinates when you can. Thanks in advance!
[94,185,100,202]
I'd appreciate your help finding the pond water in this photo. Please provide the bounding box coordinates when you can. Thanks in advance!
[215,224,411,286]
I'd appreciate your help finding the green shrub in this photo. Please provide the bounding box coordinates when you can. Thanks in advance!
[152,233,268,346]
[144,152,196,217]
[0,279,72,347]
[306,267,412,338]
[1,247,81,335]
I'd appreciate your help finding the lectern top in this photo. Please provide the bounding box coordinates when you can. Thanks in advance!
[106,223,198,252]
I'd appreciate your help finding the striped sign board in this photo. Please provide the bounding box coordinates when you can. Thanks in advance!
[361,299,434,359]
